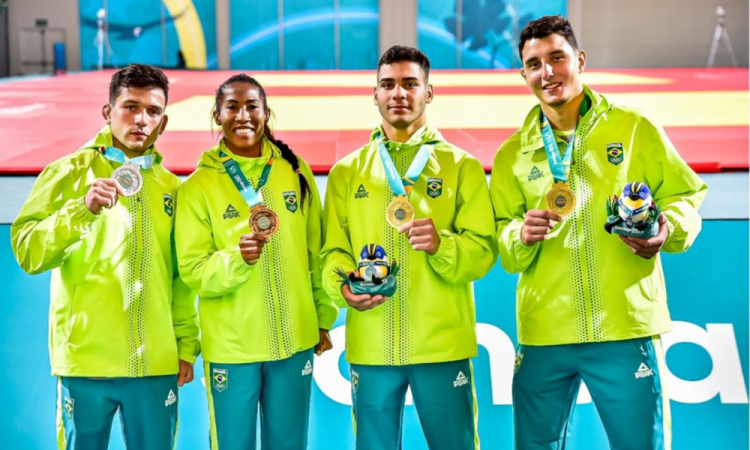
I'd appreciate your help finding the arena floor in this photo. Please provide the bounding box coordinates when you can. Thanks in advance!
[0,68,747,175]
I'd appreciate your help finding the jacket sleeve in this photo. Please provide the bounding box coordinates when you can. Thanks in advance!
[301,161,338,329]
[319,164,357,308]
[170,226,201,363]
[641,116,708,253]
[427,156,498,283]
[489,141,541,274]
[175,177,256,298]
[11,161,100,275]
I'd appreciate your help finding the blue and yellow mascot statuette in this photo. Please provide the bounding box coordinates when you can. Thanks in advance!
[605,181,661,238]
[335,244,399,297]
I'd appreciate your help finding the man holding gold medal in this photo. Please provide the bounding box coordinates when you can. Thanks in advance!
[11,64,200,450]
[490,16,707,450]
[321,46,497,450]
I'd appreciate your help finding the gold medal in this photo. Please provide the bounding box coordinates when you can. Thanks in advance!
[386,196,415,228]
[112,164,142,197]
[249,206,279,237]
[546,181,576,217]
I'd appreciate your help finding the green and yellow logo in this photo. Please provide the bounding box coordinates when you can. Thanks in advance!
[283,191,298,213]
[351,370,359,393]
[163,194,174,217]
[426,178,443,198]
[514,350,524,373]
[64,397,74,420]
[213,368,228,392]
[607,143,625,166]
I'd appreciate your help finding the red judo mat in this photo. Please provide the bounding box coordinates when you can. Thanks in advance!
[0,68,746,175]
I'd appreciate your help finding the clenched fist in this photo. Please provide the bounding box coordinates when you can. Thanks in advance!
[239,233,269,265]
[85,179,124,215]
[521,209,562,245]
[398,218,441,255]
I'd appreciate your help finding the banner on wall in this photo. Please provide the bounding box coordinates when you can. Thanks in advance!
[228,0,379,70]
[1,220,747,449]
[417,0,568,69]
[79,0,217,70]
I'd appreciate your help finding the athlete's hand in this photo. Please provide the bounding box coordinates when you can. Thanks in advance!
[177,359,194,386]
[85,179,124,215]
[521,209,562,245]
[619,214,669,260]
[341,283,387,312]
[399,218,441,255]
[239,233,268,265]
[315,329,333,356]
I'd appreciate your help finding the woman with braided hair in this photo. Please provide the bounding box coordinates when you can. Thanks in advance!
[175,74,337,450]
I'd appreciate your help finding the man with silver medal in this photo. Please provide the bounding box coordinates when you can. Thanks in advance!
[10,64,199,450]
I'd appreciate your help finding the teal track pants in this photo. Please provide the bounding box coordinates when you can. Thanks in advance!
[512,336,671,450]
[350,359,479,450]
[206,349,315,450]
[56,375,178,450]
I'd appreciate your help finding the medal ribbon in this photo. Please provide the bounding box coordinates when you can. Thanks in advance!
[101,147,154,170]
[539,95,590,184]
[218,150,273,210]
[377,141,432,198]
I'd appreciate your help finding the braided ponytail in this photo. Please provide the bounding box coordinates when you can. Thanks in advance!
[265,129,311,209]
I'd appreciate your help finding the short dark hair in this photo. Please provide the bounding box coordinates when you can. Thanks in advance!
[518,15,579,60]
[377,45,431,81]
[109,64,170,105]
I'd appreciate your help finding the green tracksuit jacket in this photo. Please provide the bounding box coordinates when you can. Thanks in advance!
[321,124,497,365]
[175,138,337,363]
[490,86,707,345]
[11,126,200,377]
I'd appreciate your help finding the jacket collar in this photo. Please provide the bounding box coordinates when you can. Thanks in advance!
[519,85,610,154]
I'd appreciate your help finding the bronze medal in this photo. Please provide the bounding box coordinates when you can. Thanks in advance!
[249,206,279,237]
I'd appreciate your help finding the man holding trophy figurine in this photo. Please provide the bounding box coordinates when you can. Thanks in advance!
[490,15,708,450]
[320,45,497,450]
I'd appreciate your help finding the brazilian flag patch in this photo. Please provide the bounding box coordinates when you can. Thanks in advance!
[607,143,625,166]
[426,177,443,199]
[163,194,174,217]
[514,351,524,373]
[213,368,228,392]
[283,191,298,213]
[351,370,359,393]
[64,397,74,420]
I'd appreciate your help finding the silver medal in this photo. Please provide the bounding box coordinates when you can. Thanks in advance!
[112,164,142,196]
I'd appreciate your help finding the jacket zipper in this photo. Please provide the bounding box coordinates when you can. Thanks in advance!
[134,192,145,375]
[575,111,600,341]
[269,242,286,357]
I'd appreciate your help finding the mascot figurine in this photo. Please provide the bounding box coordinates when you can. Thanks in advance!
[605,181,661,238]
[335,244,399,297]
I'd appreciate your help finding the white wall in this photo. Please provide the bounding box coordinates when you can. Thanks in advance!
[8,0,80,75]
[379,0,417,55]
[568,0,749,67]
